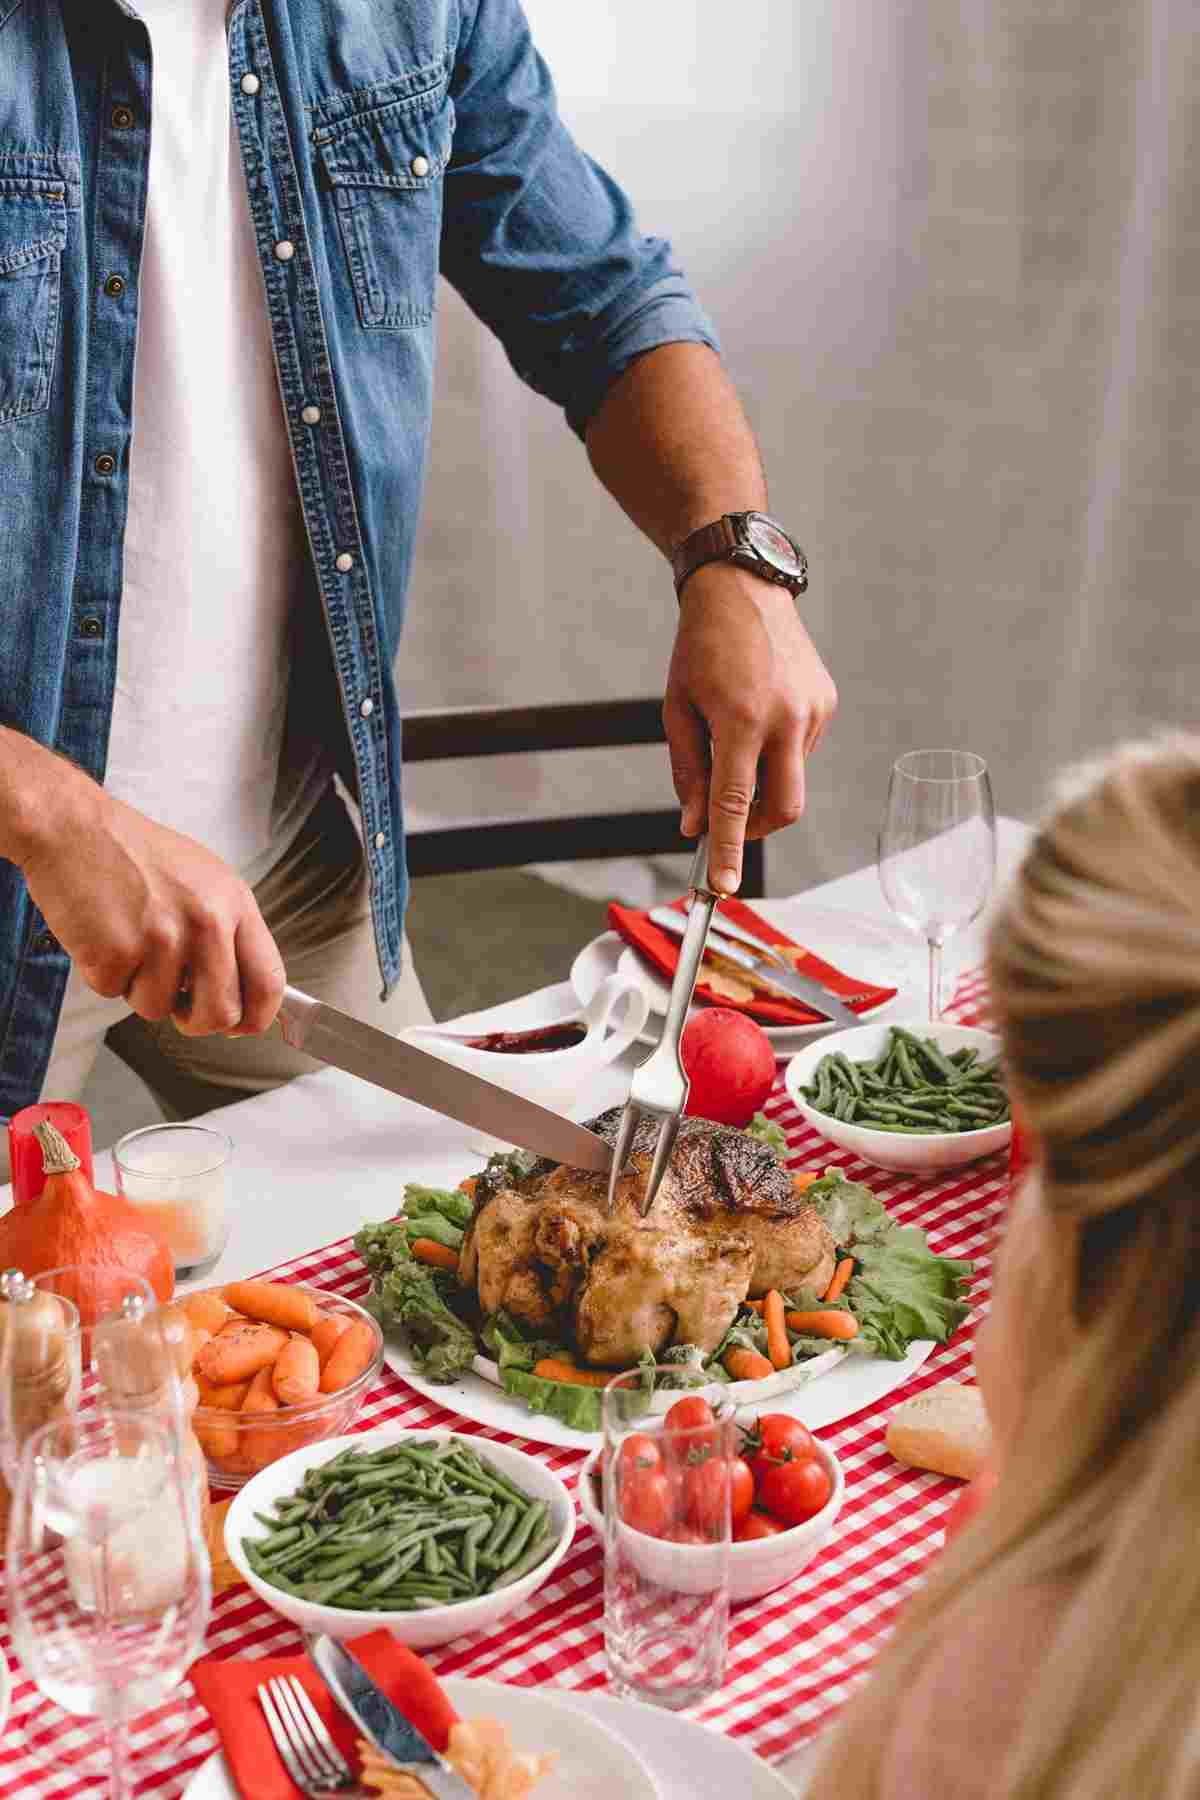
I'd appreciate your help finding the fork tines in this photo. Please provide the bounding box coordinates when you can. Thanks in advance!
[258,1674,356,1795]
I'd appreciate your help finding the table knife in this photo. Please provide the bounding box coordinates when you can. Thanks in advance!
[647,907,859,1027]
[277,986,612,1173]
[309,1634,474,1798]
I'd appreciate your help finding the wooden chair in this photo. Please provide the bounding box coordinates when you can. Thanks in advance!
[402,698,765,897]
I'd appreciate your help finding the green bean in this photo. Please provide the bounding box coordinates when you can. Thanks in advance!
[493,1501,546,1572]
[488,1527,556,1591]
[833,1052,864,1097]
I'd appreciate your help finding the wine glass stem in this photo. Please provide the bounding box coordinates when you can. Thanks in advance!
[106,1719,134,1800]
[928,938,943,1020]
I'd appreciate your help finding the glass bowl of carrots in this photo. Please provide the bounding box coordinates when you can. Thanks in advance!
[180,1280,384,1491]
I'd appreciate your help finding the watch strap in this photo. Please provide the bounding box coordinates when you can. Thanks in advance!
[672,511,807,599]
[671,517,739,595]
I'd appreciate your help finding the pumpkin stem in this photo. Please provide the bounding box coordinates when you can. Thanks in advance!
[33,1119,81,1177]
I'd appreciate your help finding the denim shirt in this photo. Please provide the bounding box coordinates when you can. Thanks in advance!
[0,0,717,1120]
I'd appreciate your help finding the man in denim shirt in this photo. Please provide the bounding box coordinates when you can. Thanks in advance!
[0,0,836,1143]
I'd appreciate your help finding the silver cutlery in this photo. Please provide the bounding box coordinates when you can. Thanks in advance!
[257,1674,359,1796]
[309,1634,475,1798]
[647,906,861,1027]
[606,836,722,1217]
[277,987,611,1174]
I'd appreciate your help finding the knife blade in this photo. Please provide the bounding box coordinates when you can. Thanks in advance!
[647,908,859,1027]
[309,1634,474,1798]
[277,986,612,1173]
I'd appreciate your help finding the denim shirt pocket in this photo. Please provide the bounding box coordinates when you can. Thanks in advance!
[0,175,67,424]
[314,83,454,331]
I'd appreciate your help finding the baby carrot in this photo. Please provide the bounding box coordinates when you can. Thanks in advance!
[240,1362,282,1474]
[193,1415,239,1463]
[531,1358,609,1388]
[763,1289,792,1370]
[222,1280,318,1334]
[179,1290,230,1336]
[784,1309,859,1341]
[792,1172,820,1195]
[310,1313,351,1370]
[195,1373,252,1411]
[410,1238,459,1272]
[743,1298,766,1315]
[823,1257,856,1303]
[272,1336,320,1406]
[318,1318,377,1394]
[196,1322,288,1386]
[724,1346,775,1382]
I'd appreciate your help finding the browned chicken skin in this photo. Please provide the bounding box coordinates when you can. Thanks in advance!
[459,1109,836,1368]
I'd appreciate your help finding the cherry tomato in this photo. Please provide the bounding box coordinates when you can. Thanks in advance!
[734,1508,785,1542]
[620,1467,676,1538]
[730,1457,755,1527]
[683,1458,731,1537]
[758,1456,831,1527]
[745,1413,818,1491]
[617,1433,662,1478]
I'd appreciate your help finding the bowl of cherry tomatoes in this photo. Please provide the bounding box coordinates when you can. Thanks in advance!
[577,1401,844,1604]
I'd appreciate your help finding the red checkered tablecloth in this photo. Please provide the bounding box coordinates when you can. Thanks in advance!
[0,971,1007,1794]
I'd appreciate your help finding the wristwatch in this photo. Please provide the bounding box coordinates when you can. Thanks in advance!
[671,511,808,600]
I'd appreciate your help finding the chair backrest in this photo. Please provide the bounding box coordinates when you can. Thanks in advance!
[402,698,765,897]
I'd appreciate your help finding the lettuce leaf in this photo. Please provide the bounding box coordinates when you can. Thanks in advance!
[358,1219,479,1383]
[498,1365,605,1432]
[747,1112,789,1160]
[805,1170,974,1360]
[402,1183,474,1229]
[402,1213,465,1252]
[353,1218,412,1278]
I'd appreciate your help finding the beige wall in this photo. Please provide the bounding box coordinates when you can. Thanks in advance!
[398,0,1199,897]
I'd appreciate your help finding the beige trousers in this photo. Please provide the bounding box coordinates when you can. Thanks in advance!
[6,783,431,1176]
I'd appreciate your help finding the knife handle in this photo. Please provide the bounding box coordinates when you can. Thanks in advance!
[277,985,318,1052]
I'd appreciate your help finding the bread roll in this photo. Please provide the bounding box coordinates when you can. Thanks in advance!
[886,1381,991,1481]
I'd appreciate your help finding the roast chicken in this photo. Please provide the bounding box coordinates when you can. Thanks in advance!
[458,1109,836,1369]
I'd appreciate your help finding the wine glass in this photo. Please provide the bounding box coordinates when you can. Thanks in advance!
[878,750,997,1019]
[5,1407,211,1800]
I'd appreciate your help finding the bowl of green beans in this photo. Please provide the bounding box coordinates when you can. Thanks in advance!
[224,1428,575,1647]
[784,1021,1012,1173]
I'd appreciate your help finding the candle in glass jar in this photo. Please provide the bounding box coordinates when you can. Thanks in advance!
[112,1127,233,1278]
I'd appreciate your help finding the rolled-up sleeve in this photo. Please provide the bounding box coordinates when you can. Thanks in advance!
[442,0,720,439]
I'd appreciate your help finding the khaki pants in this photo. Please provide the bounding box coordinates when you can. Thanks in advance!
[3,783,431,1177]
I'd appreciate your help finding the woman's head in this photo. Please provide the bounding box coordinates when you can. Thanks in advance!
[819,734,1200,1799]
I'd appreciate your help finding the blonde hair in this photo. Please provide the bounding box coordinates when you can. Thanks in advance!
[815,733,1200,1799]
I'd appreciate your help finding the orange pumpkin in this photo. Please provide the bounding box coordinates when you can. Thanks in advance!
[0,1121,174,1327]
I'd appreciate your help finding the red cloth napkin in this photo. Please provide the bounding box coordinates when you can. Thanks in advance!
[190,1628,459,1800]
[608,894,898,1027]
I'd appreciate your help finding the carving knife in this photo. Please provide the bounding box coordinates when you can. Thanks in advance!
[647,906,860,1027]
[277,986,612,1173]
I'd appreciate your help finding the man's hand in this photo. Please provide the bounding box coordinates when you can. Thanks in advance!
[663,562,837,893]
[15,753,285,1038]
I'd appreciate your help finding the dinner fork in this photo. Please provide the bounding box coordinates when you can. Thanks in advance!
[606,833,723,1218]
[257,1675,360,1795]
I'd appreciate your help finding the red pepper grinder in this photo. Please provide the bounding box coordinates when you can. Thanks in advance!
[7,1103,94,1207]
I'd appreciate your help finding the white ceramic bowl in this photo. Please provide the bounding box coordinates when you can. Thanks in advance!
[577,1437,843,1604]
[400,974,649,1120]
[225,1428,575,1648]
[784,1019,1011,1173]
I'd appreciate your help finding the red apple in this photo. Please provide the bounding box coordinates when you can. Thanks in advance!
[681,1008,776,1127]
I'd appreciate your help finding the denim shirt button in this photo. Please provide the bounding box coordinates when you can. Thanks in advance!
[410,156,430,178]
[111,105,135,129]
[240,73,261,96]
[34,931,57,955]
[274,239,295,262]
[79,615,104,639]
[94,452,117,476]
[335,551,354,572]
[374,832,386,850]
[301,404,321,425]
[103,274,126,299]
[359,697,374,718]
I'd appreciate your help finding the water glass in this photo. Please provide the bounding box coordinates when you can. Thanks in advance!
[602,1369,734,1710]
[878,749,997,1018]
[6,1407,211,1799]
[113,1124,233,1278]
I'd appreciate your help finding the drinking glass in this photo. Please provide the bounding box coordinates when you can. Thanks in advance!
[878,749,997,1019]
[113,1123,233,1278]
[603,1369,734,1710]
[6,1407,211,1799]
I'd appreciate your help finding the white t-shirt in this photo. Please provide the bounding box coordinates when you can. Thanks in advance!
[105,0,327,886]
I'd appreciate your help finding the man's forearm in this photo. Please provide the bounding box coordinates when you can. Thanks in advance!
[584,343,768,559]
[0,726,89,868]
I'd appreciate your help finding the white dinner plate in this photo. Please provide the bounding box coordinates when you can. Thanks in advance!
[183,1674,792,1800]
[384,1328,933,1450]
[571,902,921,1054]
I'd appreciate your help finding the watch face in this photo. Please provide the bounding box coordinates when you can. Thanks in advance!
[744,514,807,582]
